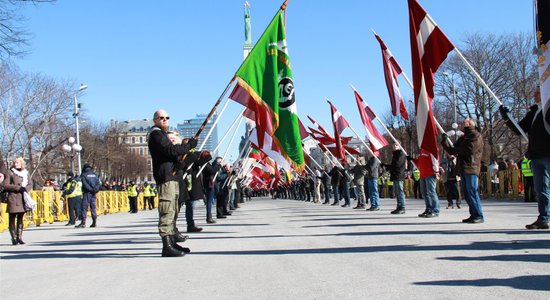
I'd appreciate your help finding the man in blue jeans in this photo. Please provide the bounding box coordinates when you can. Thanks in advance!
[414,148,440,218]
[365,153,380,211]
[388,144,407,214]
[442,118,484,223]
[500,88,549,229]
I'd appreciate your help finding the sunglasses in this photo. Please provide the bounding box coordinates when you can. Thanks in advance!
[157,116,170,121]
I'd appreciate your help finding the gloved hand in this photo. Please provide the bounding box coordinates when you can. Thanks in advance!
[499,105,510,121]
[183,151,200,166]
[19,186,26,193]
[187,137,198,149]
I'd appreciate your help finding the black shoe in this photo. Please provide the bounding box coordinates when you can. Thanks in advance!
[391,208,405,214]
[323,202,329,204]
[173,233,189,243]
[353,206,365,209]
[456,204,461,209]
[161,236,185,257]
[341,204,350,208]
[217,215,227,219]
[75,222,86,228]
[462,217,473,223]
[170,236,191,254]
[464,218,484,224]
[65,222,74,226]
[223,212,232,216]
[187,226,203,233]
[330,203,339,206]
[418,211,429,217]
[206,217,217,224]
[525,220,550,230]
[424,212,439,218]
[366,207,380,211]
[90,219,97,228]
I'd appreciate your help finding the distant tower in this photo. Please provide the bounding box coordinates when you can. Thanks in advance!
[241,0,254,153]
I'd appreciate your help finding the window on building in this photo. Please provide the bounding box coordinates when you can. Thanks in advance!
[132,137,135,144]
[139,136,143,143]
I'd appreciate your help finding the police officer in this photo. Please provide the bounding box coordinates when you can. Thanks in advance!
[520,156,535,203]
[76,164,101,228]
[62,172,82,226]
[127,181,139,213]
[143,182,154,210]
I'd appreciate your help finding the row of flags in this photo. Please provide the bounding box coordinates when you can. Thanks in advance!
[214,0,546,190]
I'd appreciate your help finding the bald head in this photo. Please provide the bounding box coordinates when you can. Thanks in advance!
[153,109,170,131]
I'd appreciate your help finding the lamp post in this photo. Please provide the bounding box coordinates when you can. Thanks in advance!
[442,72,457,129]
[73,84,87,174]
[62,137,82,174]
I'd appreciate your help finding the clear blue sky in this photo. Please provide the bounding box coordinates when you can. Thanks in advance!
[16,0,533,161]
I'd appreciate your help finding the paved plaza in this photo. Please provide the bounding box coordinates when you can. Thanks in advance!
[1,197,549,299]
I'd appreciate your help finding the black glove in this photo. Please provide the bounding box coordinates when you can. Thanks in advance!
[19,186,26,193]
[183,151,200,166]
[187,137,198,149]
[499,105,510,121]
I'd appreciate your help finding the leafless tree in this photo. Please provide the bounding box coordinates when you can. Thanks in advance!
[0,0,56,61]
[434,32,537,162]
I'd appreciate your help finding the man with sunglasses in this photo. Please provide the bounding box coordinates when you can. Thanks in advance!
[148,109,198,257]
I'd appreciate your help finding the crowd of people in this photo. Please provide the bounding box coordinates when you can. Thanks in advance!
[1,97,548,254]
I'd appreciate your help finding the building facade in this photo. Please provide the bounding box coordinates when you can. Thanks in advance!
[176,114,218,156]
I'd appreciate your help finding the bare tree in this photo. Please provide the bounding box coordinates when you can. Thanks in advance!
[0,62,76,185]
[434,32,537,162]
[0,0,56,61]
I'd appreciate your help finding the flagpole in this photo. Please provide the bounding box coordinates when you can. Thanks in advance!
[196,108,245,177]
[304,151,329,177]
[211,113,245,181]
[193,77,236,141]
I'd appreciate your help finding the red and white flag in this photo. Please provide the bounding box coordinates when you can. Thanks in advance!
[327,100,349,161]
[408,0,455,164]
[354,90,389,151]
[373,32,409,120]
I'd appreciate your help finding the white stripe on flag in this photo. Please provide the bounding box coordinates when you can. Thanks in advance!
[417,16,436,58]
[416,75,430,147]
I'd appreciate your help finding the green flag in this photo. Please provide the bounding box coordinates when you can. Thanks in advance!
[232,10,304,171]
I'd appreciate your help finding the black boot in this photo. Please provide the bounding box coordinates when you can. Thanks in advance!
[90,217,97,228]
[173,228,189,243]
[75,220,86,228]
[9,226,17,245]
[161,236,185,257]
[16,224,25,245]
[170,236,191,254]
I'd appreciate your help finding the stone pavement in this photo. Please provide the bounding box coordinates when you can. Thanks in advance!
[1,197,549,299]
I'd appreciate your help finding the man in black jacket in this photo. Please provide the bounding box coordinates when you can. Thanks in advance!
[388,143,407,214]
[76,164,100,228]
[148,109,198,257]
[500,88,550,230]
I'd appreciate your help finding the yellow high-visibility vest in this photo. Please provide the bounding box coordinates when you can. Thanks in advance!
[143,185,152,197]
[66,180,82,198]
[520,159,533,177]
[127,185,138,197]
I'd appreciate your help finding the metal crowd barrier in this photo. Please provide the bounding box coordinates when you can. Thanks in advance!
[0,191,157,232]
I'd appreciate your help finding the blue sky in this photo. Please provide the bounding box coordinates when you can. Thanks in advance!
[16,0,533,161]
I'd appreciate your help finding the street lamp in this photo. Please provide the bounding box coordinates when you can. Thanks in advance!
[442,72,457,129]
[62,137,82,174]
[74,84,87,174]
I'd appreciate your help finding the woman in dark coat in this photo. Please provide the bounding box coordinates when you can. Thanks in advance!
[2,156,32,245]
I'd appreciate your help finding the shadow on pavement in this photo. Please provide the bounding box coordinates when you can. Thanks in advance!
[192,239,550,254]
[414,275,550,292]
[438,254,550,263]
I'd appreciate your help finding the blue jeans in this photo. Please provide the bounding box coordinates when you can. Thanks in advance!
[342,181,351,206]
[394,180,405,209]
[367,179,380,208]
[461,174,484,219]
[419,175,440,214]
[323,183,331,203]
[185,200,198,228]
[205,188,215,218]
[332,184,340,204]
[532,157,550,223]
